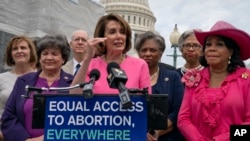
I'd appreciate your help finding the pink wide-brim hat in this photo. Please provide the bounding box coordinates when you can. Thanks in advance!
[194,21,250,60]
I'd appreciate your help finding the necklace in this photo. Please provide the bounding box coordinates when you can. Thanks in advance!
[150,67,159,80]
[180,65,203,75]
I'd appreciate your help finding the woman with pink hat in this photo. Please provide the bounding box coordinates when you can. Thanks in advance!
[178,21,250,140]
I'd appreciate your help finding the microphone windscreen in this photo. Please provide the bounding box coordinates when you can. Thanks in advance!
[89,69,101,80]
[107,62,120,73]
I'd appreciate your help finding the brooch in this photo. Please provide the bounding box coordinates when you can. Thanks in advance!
[181,69,201,87]
[242,72,249,79]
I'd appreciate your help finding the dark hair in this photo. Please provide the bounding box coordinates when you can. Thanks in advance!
[37,34,70,65]
[94,13,132,55]
[200,35,245,73]
[135,31,165,53]
[5,35,37,67]
[32,37,41,69]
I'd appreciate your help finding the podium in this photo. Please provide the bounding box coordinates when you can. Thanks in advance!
[32,94,168,141]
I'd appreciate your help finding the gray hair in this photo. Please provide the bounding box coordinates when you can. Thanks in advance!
[178,29,202,51]
[135,31,165,53]
[37,34,70,65]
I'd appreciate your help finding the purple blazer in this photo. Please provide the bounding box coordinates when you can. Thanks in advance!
[1,70,73,141]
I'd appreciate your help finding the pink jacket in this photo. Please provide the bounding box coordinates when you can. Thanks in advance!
[86,55,151,94]
[178,67,250,141]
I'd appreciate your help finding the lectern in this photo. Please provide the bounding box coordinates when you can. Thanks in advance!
[32,94,167,141]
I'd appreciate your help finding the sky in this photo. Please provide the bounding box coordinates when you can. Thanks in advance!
[147,0,250,67]
[94,0,250,67]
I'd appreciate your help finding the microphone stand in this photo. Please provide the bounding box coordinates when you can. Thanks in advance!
[22,82,89,98]
[128,87,149,102]
[128,87,148,95]
[21,90,42,98]
[21,86,47,98]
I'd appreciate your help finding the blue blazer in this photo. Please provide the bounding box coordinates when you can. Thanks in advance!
[152,65,184,141]
[1,70,73,141]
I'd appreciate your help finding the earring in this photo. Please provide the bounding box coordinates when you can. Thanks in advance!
[228,56,231,64]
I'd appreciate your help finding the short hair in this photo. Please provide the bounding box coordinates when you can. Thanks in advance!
[135,31,165,53]
[94,13,132,55]
[178,29,202,51]
[5,35,37,67]
[200,35,245,73]
[36,34,70,65]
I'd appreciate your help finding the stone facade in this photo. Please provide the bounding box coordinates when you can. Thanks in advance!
[0,0,105,72]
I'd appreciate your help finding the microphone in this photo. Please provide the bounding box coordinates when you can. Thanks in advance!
[83,69,100,98]
[107,62,132,109]
[22,85,48,98]
[25,85,48,92]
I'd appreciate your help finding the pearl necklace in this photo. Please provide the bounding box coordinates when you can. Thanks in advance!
[150,67,159,80]
[180,65,203,75]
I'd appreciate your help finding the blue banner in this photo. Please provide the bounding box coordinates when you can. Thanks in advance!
[44,95,147,141]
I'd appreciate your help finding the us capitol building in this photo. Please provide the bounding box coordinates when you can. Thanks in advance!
[0,0,157,72]
[100,0,156,56]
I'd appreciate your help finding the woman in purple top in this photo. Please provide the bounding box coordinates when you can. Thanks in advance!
[1,34,73,141]
[70,13,151,94]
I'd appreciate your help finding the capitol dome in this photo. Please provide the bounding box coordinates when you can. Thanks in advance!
[100,0,156,56]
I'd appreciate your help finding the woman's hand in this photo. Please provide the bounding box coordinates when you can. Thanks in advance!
[86,37,107,59]
[70,37,107,94]
[147,130,158,141]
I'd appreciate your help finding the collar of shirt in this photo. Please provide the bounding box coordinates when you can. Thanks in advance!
[73,58,83,72]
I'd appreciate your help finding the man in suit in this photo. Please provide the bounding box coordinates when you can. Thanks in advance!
[63,30,89,75]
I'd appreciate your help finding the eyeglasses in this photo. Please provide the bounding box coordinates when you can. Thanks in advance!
[183,43,201,50]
